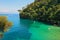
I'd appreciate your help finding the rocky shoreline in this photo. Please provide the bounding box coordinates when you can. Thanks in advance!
[20,15,60,27]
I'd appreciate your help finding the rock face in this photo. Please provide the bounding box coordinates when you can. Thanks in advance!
[18,0,60,26]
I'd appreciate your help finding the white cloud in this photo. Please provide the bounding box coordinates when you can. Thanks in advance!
[0,9,9,12]
[0,8,19,14]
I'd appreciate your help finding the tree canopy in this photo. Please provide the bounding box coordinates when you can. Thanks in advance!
[0,16,13,38]
[0,16,12,32]
[18,0,60,26]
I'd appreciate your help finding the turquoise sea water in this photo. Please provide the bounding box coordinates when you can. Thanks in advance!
[0,13,60,40]
[21,19,60,40]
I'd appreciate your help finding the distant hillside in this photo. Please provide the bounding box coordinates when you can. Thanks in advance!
[18,0,60,26]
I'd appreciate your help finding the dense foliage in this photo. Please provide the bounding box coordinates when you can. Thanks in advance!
[18,0,60,26]
[0,16,12,38]
[0,16,12,32]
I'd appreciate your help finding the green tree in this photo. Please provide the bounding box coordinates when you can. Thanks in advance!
[18,0,60,26]
[0,16,13,38]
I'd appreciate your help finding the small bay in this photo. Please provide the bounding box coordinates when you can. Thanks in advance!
[0,13,60,40]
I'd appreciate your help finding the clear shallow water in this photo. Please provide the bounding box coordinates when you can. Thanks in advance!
[21,19,60,40]
[29,22,60,40]
[0,14,60,40]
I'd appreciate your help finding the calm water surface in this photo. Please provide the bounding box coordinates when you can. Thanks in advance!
[0,13,60,40]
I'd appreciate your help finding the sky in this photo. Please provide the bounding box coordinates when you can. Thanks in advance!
[0,0,34,13]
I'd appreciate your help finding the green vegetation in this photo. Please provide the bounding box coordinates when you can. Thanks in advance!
[18,0,60,26]
[0,16,13,38]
